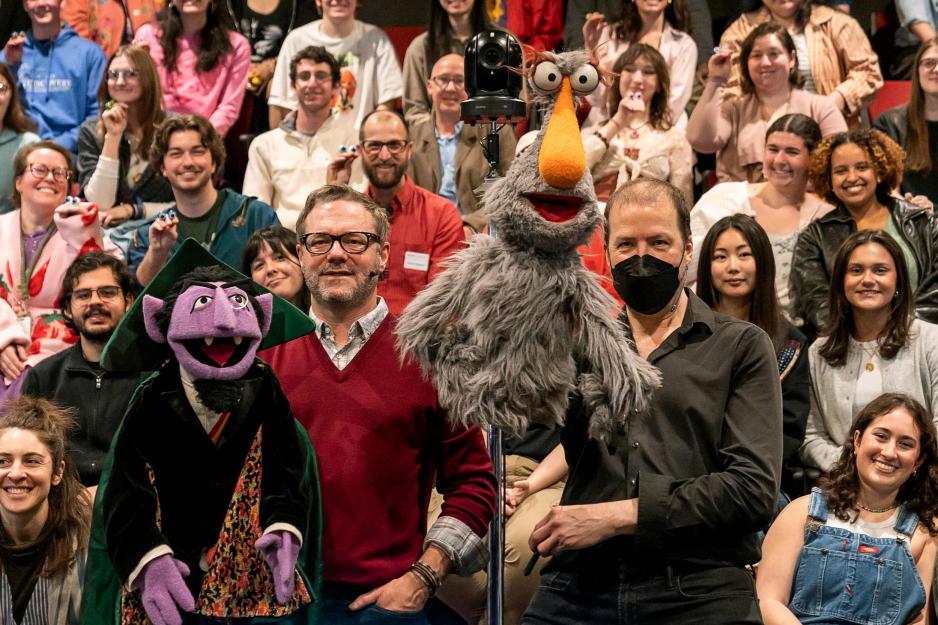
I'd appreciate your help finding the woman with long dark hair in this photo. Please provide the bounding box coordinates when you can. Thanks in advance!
[689,113,832,313]
[581,0,696,128]
[133,0,250,137]
[76,46,173,227]
[874,38,938,207]
[402,0,491,124]
[758,393,938,624]
[799,230,938,472]
[696,214,810,481]
[583,44,692,203]
[719,0,882,129]
[0,396,91,624]
[0,63,38,214]
[689,22,846,183]
[791,129,938,336]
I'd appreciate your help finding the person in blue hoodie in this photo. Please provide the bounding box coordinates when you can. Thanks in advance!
[0,0,105,153]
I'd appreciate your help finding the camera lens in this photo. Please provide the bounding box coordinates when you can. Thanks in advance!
[480,42,506,70]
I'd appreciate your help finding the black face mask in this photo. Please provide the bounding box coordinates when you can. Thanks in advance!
[612,254,681,315]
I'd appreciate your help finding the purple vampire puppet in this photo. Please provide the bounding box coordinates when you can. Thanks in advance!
[93,249,318,625]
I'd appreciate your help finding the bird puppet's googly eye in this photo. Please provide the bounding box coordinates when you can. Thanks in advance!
[570,63,600,94]
[532,61,563,92]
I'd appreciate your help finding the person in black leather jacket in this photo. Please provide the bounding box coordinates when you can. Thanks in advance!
[791,129,938,338]
[22,252,150,489]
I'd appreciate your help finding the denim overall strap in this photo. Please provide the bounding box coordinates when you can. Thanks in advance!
[806,487,829,522]
[894,504,920,540]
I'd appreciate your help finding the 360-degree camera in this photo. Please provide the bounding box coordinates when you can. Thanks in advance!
[461,30,526,124]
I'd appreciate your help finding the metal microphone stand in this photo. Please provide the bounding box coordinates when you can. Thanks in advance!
[481,118,504,625]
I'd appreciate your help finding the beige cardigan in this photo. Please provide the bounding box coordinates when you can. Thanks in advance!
[719,5,883,129]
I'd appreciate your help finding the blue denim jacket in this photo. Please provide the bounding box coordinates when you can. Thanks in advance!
[789,488,925,625]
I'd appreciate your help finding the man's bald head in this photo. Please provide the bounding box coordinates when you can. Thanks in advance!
[427,54,467,116]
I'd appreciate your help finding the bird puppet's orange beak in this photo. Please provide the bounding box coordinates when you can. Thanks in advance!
[537,76,586,190]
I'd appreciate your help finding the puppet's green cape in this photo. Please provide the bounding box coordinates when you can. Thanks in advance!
[82,239,321,624]
[101,238,315,372]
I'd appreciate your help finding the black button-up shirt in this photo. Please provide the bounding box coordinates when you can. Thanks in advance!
[550,290,782,573]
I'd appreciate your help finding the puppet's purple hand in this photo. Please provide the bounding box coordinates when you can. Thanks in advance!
[255,530,299,604]
[138,555,195,625]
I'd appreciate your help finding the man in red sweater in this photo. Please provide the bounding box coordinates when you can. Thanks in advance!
[260,184,496,624]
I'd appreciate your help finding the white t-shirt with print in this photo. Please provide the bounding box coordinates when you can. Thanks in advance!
[269,19,403,129]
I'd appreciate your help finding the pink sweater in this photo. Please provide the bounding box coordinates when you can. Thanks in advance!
[134,23,250,136]
[0,204,122,381]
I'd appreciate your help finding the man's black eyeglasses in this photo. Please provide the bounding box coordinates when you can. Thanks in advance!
[300,232,380,255]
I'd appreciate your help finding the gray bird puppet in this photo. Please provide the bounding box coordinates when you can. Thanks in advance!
[396,48,660,442]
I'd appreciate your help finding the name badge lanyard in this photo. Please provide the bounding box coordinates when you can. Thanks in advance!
[18,222,58,336]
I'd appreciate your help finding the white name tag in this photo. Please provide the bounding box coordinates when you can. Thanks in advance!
[403,251,431,272]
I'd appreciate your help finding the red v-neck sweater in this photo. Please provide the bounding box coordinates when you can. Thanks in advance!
[261,316,496,587]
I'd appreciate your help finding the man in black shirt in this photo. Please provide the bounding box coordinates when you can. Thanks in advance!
[523,179,782,624]
[23,252,149,490]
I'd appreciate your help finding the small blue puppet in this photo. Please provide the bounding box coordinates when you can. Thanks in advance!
[92,260,317,625]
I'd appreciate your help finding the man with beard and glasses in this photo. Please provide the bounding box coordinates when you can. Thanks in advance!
[129,114,280,286]
[244,45,363,230]
[260,184,496,625]
[23,252,150,489]
[522,178,783,625]
[329,109,464,315]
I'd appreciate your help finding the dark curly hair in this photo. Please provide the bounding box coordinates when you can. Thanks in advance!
[608,44,672,131]
[59,252,136,332]
[820,393,938,535]
[808,129,905,209]
[0,397,91,577]
[817,229,913,367]
[159,0,234,73]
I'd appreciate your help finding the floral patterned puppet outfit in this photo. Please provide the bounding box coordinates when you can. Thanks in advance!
[82,240,320,625]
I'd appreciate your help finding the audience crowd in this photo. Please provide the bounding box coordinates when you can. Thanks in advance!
[2,0,938,623]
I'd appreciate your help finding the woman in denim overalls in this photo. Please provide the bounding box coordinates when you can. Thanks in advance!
[757,393,938,624]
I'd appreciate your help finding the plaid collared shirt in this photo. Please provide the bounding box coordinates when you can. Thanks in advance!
[309,298,388,370]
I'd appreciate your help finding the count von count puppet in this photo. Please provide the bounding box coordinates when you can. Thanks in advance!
[83,241,320,625]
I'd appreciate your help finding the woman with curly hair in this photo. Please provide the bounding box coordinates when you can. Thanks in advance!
[581,0,696,128]
[688,21,846,183]
[758,392,938,625]
[0,396,91,624]
[133,0,250,137]
[798,229,938,472]
[790,128,938,336]
[874,38,938,207]
[0,63,39,214]
[583,44,693,203]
